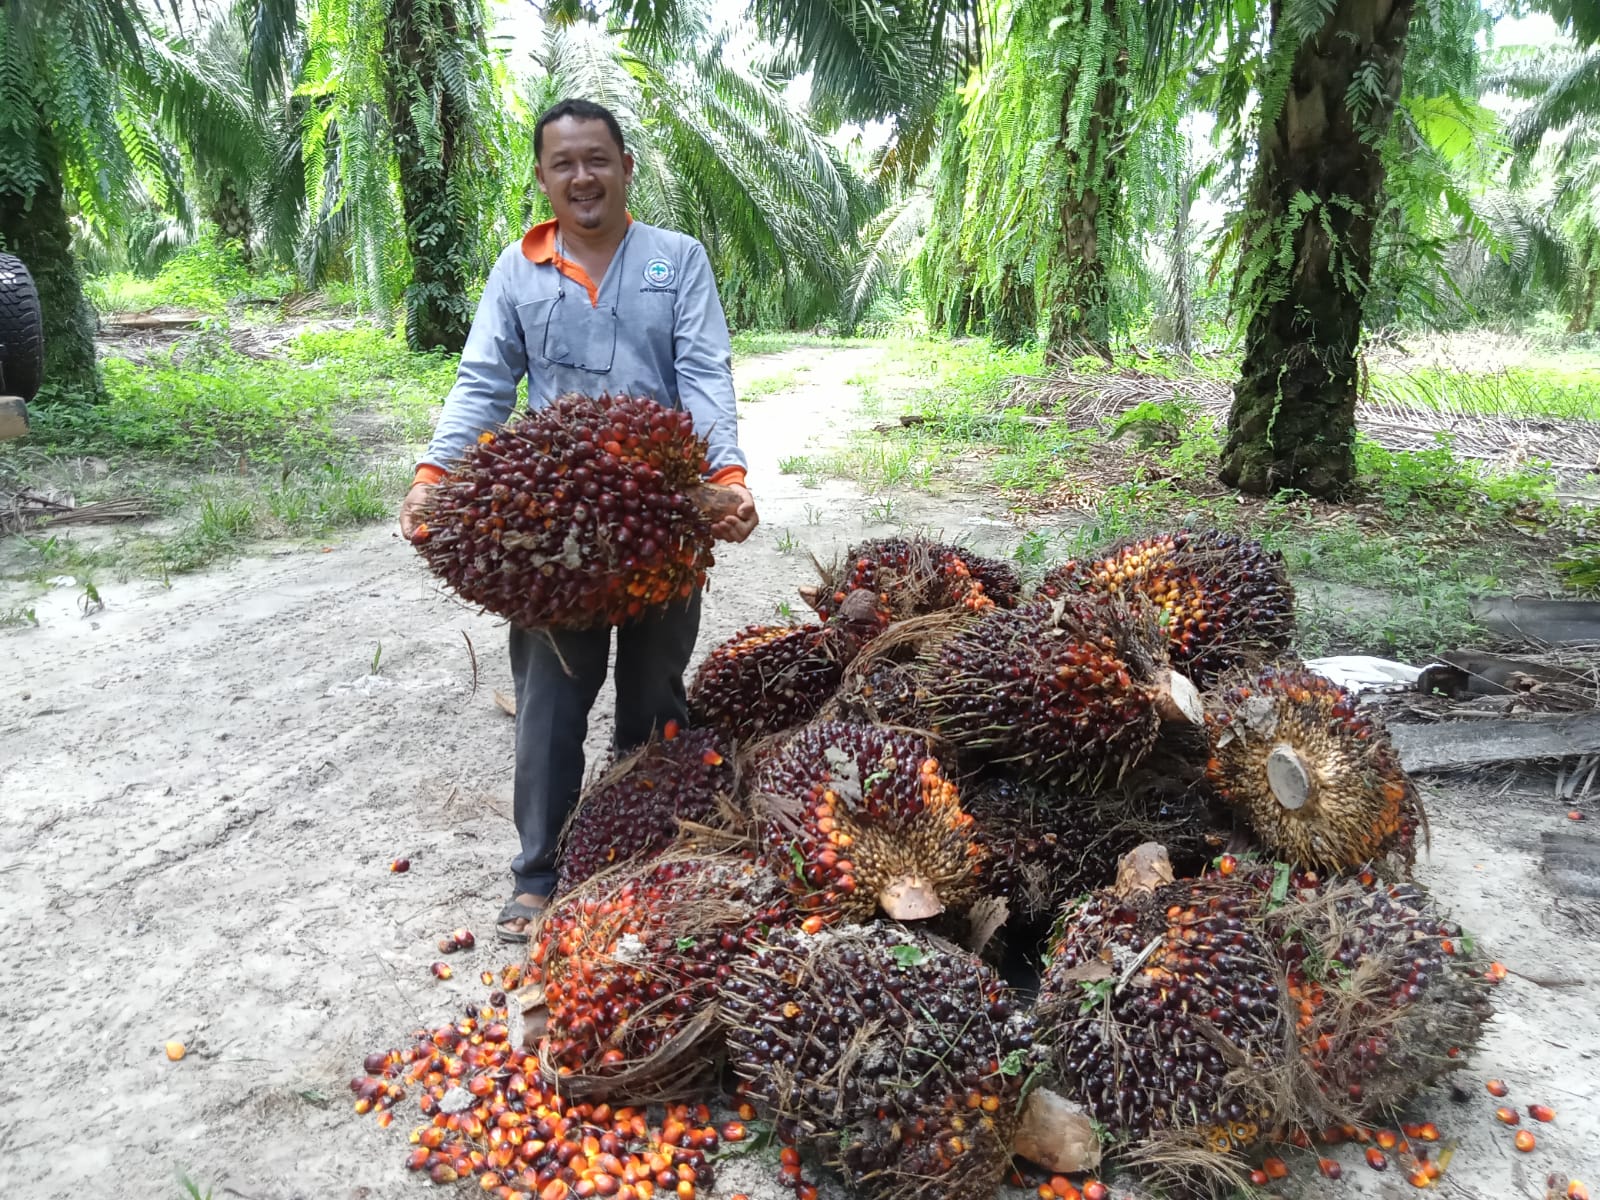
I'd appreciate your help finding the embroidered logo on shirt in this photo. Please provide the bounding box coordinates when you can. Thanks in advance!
[643,257,677,288]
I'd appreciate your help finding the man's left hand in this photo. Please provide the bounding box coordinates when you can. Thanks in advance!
[712,484,759,543]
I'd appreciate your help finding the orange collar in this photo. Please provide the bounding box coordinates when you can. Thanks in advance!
[520,216,634,306]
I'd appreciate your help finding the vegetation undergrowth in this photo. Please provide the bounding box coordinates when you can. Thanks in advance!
[809,338,1598,661]
[0,318,455,587]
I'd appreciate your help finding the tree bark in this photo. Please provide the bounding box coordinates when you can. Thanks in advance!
[383,0,476,354]
[1046,0,1128,361]
[1568,246,1598,333]
[1218,0,1416,498]
[0,131,103,402]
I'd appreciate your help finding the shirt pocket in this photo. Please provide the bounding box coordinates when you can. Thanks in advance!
[514,297,557,358]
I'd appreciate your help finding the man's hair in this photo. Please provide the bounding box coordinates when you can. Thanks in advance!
[534,99,627,161]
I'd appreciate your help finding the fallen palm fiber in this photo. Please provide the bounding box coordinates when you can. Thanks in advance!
[352,970,727,1195]
[1207,666,1425,872]
[1034,844,1492,1193]
[719,923,1079,1200]
[688,589,884,743]
[754,720,985,924]
[524,848,792,1099]
[414,392,746,629]
[555,726,739,894]
[962,774,1227,923]
[917,594,1204,788]
[800,536,1023,624]
[1038,529,1295,686]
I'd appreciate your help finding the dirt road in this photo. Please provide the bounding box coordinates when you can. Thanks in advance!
[1,345,1597,1200]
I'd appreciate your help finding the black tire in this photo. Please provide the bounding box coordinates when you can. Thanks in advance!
[0,252,45,402]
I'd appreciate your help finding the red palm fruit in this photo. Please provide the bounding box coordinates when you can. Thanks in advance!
[415,393,737,630]
[1207,667,1424,871]
[556,728,735,892]
[1038,529,1294,684]
[755,721,983,924]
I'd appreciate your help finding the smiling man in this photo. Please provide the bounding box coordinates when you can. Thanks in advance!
[399,98,759,942]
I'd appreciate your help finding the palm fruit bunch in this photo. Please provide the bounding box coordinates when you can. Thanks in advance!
[720,924,1042,1200]
[802,536,1023,624]
[1039,529,1294,685]
[1206,666,1424,871]
[556,727,735,894]
[1036,844,1282,1158]
[414,392,734,629]
[688,618,869,744]
[1035,845,1492,1187]
[754,720,983,923]
[921,593,1203,788]
[353,978,728,1195]
[527,850,791,1096]
[1254,866,1492,1123]
[963,776,1225,922]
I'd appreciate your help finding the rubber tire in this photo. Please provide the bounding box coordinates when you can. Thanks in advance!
[0,252,45,402]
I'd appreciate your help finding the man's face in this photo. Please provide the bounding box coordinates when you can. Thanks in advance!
[535,117,634,232]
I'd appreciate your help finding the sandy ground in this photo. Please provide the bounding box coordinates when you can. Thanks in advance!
[2,345,1598,1200]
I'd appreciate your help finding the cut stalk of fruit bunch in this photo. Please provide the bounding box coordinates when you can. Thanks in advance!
[415,392,746,629]
[1207,666,1425,871]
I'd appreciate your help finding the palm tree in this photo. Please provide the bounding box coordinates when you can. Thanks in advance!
[1490,44,1600,330]
[0,0,289,400]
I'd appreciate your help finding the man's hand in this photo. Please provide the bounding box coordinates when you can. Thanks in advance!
[399,481,435,542]
[711,484,759,544]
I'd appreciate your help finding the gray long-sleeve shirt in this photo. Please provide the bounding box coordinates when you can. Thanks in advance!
[421,219,747,478]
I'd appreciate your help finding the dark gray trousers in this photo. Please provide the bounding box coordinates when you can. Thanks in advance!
[508,591,701,897]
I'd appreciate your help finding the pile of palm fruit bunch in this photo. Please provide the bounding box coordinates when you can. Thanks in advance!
[414,392,741,629]
[720,924,1047,1200]
[555,726,737,893]
[1038,528,1296,686]
[1034,844,1494,1192]
[362,522,1502,1200]
[527,849,793,1098]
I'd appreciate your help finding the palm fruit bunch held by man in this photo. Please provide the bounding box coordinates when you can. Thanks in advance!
[413,391,747,629]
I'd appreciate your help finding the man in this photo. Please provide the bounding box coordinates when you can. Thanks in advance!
[398,98,758,942]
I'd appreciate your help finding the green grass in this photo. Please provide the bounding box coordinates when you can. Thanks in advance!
[1368,363,1600,421]
[739,370,801,402]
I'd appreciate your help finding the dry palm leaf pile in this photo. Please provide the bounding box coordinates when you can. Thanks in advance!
[366,394,1507,1199]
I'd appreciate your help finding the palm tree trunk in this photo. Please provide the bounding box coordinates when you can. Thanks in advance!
[988,266,1037,348]
[1568,246,1598,333]
[1047,0,1128,361]
[0,132,102,402]
[1218,0,1415,498]
[383,0,475,354]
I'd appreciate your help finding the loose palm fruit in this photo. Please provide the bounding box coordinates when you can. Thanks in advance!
[921,594,1202,788]
[1207,667,1424,871]
[1367,1148,1388,1171]
[721,924,1041,1200]
[1496,1107,1520,1125]
[416,393,735,629]
[556,728,736,892]
[1039,529,1294,684]
[1529,1104,1555,1122]
[802,536,1022,624]
[1516,1130,1536,1152]
[754,720,983,923]
[164,1041,186,1061]
[1487,1079,1508,1096]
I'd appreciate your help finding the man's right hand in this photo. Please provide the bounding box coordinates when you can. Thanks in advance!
[399,482,435,541]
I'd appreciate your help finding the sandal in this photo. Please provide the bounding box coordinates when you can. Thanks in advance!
[496,895,548,944]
